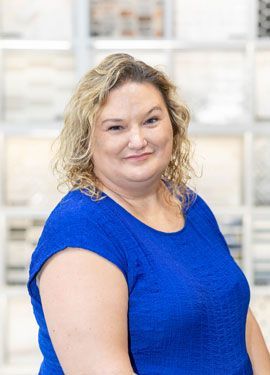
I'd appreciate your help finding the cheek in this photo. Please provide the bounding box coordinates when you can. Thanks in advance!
[165,138,173,159]
[156,128,173,153]
[93,137,125,163]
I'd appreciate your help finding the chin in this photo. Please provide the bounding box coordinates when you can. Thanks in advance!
[121,162,169,183]
[125,171,163,183]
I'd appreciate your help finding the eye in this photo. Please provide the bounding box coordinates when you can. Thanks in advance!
[145,117,159,125]
[107,125,123,131]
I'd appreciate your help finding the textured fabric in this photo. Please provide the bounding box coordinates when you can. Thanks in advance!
[27,187,253,375]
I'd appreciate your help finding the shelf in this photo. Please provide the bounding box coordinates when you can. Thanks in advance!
[0,366,38,375]
[252,206,270,214]
[88,39,248,51]
[251,285,270,295]
[189,122,253,135]
[0,285,29,297]
[254,123,270,134]
[255,39,270,49]
[2,207,51,218]
[0,39,72,51]
[0,123,61,136]
[211,206,247,215]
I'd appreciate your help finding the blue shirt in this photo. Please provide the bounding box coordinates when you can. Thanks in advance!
[27,188,253,374]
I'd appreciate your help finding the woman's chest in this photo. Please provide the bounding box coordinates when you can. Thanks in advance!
[130,223,247,296]
[127,226,250,353]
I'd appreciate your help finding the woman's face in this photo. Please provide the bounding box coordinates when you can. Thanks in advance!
[92,81,174,191]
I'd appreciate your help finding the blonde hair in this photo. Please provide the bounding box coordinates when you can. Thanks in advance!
[53,53,196,210]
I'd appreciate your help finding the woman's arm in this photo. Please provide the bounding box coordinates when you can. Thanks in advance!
[246,307,270,375]
[39,247,135,374]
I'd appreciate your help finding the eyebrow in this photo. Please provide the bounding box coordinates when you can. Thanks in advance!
[101,106,162,125]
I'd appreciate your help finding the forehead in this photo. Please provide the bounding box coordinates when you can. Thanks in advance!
[99,81,166,116]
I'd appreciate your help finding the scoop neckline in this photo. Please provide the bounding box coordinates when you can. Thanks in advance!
[100,185,194,236]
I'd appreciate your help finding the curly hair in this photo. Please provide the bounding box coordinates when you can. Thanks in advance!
[52,53,197,210]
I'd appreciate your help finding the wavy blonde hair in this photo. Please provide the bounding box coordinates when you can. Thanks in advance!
[53,53,196,209]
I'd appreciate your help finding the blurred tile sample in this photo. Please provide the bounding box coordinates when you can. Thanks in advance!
[252,215,270,286]
[175,0,248,40]
[258,0,270,38]
[255,52,270,120]
[174,52,247,125]
[4,293,42,366]
[0,0,72,40]
[191,136,243,206]
[6,217,44,285]
[216,214,243,267]
[90,0,164,38]
[254,137,270,206]
[3,51,75,123]
[5,136,64,208]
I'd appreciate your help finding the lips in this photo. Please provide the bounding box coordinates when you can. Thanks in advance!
[125,152,152,159]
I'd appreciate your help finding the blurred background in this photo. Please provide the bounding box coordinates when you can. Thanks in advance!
[0,0,270,373]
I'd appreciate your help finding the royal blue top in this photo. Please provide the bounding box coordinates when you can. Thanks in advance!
[27,187,253,375]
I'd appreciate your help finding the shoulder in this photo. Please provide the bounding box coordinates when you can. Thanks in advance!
[53,188,102,213]
[163,180,198,214]
[186,188,220,229]
[36,189,120,258]
[45,189,107,227]
[28,189,131,298]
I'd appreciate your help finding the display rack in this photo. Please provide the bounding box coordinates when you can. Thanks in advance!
[0,0,270,373]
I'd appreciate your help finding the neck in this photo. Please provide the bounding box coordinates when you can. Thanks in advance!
[96,176,170,212]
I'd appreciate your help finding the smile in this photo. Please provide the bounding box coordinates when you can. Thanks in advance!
[125,152,152,161]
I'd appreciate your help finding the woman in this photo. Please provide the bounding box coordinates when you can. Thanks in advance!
[27,53,270,374]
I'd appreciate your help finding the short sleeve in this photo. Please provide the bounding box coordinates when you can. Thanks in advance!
[27,196,128,301]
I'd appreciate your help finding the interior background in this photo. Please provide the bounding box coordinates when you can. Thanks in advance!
[0,0,270,373]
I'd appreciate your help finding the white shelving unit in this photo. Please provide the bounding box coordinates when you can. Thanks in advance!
[0,0,270,373]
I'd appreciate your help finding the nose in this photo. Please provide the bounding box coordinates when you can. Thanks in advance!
[128,128,147,150]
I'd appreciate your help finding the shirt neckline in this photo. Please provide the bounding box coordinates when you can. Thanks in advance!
[100,182,195,237]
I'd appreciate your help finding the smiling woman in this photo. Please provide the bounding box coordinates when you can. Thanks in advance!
[27,53,269,374]
[92,82,174,192]
[53,53,193,206]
